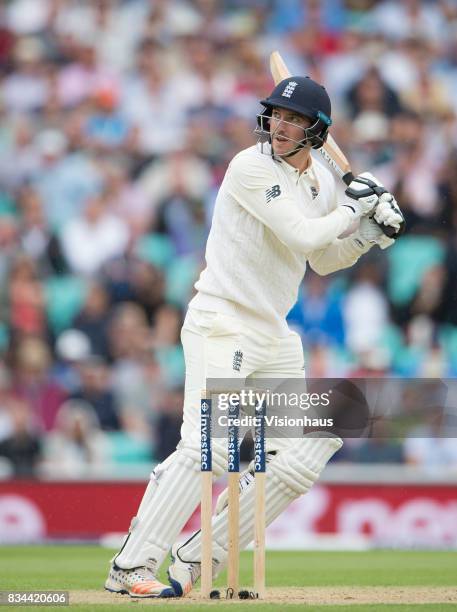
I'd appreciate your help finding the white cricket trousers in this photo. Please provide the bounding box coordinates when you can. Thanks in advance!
[180,308,306,452]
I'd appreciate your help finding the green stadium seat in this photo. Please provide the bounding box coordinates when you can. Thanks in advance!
[439,325,457,364]
[136,233,176,269]
[156,345,185,388]
[108,431,153,465]
[387,236,445,306]
[165,255,199,306]
[44,275,87,334]
[0,322,9,354]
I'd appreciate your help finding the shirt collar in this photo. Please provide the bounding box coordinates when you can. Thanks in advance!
[276,154,315,181]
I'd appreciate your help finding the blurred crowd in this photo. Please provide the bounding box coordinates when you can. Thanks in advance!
[0,0,457,478]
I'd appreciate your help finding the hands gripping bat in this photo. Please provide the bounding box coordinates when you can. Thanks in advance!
[269,51,402,238]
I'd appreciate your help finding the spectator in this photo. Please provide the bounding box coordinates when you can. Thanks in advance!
[56,38,119,108]
[17,187,66,275]
[150,303,184,388]
[103,262,165,324]
[60,191,130,276]
[120,38,188,156]
[0,397,41,477]
[32,128,102,231]
[71,355,120,431]
[104,162,152,237]
[371,0,446,44]
[41,399,111,477]
[138,150,213,219]
[404,406,457,472]
[288,273,345,347]
[10,336,67,432]
[108,302,150,362]
[346,66,403,120]
[73,282,111,358]
[7,254,47,337]
[112,347,166,423]
[83,87,133,153]
[2,37,49,113]
[6,0,52,36]
[343,261,390,357]
[0,217,19,293]
[399,38,454,120]
[53,328,91,394]
[155,387,183,462]
[373,111,445,229]
[0,364,13,442]
[0,114,40,191]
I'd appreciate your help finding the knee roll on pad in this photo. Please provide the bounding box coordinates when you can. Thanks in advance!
[268,436,343,496]
[178,437,227,478]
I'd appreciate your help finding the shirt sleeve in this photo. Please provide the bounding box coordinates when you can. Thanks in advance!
[307,233,372,276]
[225,153,354,255]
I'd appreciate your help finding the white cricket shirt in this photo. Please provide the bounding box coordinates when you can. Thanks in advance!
[190,144,370,336]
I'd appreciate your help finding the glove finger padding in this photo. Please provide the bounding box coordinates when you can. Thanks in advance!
[358,215,395,250]
[374,194,405,237]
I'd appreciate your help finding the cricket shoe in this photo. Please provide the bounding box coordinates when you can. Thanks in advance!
[105,563,175,598]
[167,542,222,597]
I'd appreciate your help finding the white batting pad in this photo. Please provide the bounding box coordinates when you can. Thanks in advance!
[114,436,227,570]
[178,436,342,569]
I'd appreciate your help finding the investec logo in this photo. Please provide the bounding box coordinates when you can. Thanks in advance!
[228,402,239,471]
[201,401,211,470]
[254,435,263,471]
[254,404,265,471]
[228,438,237,471]
[282,81,298,98]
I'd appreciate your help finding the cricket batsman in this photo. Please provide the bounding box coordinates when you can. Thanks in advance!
[104,75,404,597]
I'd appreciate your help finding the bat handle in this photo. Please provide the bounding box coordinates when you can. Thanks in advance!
[342,172,354,186]
[382,224,402,239]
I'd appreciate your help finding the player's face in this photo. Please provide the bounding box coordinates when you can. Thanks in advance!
[270,107,311,155]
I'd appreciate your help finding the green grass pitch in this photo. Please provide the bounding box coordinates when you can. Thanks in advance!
[0,546,455,611]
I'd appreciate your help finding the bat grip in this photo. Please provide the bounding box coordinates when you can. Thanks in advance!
[342,172,354,186]
[382,223,402,239]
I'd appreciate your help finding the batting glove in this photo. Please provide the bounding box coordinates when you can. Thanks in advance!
[342,172,386,219]
[373,193,405,237]
[358,214,395,250]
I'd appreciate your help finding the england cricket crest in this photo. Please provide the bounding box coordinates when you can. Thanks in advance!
[232,350,243,372]
[282,81,298,98]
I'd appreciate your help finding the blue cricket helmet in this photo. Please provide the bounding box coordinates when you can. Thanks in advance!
[257,76,332,150]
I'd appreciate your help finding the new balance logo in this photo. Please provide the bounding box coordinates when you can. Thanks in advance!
[233,350,243,372]
[266,184,281,203]
[282,81,298,98]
